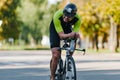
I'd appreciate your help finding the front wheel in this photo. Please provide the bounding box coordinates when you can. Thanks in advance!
[64,56,76,80]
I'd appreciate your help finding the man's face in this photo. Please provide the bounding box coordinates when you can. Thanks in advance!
[63,15,73,22]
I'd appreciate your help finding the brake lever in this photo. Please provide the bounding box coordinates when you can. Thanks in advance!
[75,48,86,55]
[82,49,86,55]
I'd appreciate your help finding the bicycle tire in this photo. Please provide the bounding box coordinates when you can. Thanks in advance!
[55,58,63,80]
[64,56,76,80]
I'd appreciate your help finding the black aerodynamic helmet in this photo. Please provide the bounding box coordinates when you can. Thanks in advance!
[63,3,77,18]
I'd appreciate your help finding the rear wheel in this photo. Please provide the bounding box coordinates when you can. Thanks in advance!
[55,58,63,80]
[64,56,76,80]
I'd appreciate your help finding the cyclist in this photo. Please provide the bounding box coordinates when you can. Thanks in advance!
[49,3,81,80]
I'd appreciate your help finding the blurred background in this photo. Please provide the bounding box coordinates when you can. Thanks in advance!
[0,0,120,52]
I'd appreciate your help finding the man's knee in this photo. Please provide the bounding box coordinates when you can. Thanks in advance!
[51,48,61,60]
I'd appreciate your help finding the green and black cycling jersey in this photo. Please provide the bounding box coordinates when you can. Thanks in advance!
[49,9,81,48]
[53,9,81,33]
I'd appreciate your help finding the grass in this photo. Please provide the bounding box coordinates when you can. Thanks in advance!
[0,45,50,50]
[0,45,120,54]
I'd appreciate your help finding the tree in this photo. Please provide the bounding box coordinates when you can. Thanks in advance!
[17,0,47,45]
[95,0,120,52]
[61,0,120,52]
[17,0,59,45]
[0,0,21,41]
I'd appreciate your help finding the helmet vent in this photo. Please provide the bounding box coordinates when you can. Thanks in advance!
[67,8,72,13]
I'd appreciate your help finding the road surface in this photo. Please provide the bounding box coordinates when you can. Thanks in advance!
[0,50,120,80]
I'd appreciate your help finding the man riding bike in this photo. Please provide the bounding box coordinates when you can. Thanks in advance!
[49,3,81,80]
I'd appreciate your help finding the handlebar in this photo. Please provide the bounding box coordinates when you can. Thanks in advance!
[59,47,86,55]
[59,38,86,55]
[75,48,86,55]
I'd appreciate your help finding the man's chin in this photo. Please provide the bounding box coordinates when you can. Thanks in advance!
[64,20,69,22]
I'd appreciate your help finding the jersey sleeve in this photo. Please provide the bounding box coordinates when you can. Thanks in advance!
[53,9,63,33]
[73,14,81,32]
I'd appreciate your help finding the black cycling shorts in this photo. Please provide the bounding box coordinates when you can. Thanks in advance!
[49,20,72,48]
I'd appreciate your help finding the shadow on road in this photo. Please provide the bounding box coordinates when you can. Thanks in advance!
[0,68,50,80]
[77,69,120,80]
[1,67,120,80]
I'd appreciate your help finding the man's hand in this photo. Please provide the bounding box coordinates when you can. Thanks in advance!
[58,32,80,39]
[69,32,80,38]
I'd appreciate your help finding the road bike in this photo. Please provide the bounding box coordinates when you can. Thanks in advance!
[55,38,85,80]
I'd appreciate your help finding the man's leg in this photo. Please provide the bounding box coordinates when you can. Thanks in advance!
[50,47,61,80]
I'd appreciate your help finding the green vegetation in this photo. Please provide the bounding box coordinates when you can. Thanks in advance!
[0,0,58,45]
[0,0,120,52]
[0,45,50,50]
[0,0,20,40]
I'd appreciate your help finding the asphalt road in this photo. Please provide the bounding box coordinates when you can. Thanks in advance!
[0,50,120,80]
